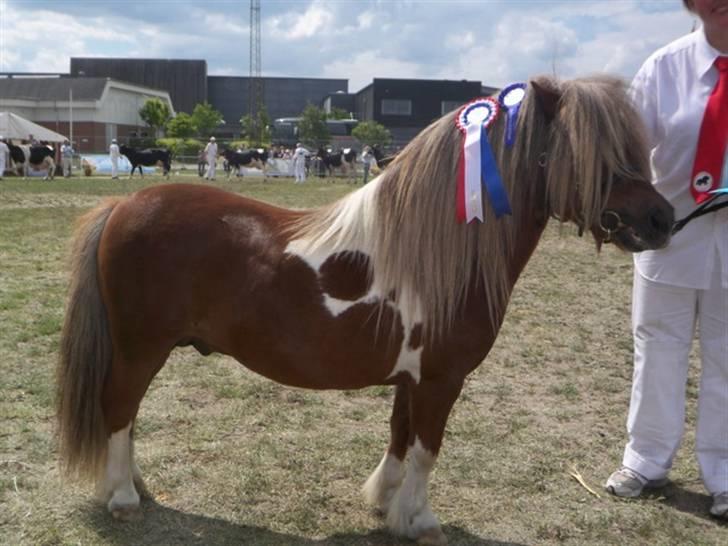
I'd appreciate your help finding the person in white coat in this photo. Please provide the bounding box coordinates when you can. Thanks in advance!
[605,0,728,519]
[204,136,218,180]
[0,136,8,180]
[292,142,309,183]
[109,139,120,179]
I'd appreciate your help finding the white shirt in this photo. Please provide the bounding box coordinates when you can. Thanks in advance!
[205,142,218,159]
[631,27,728,289]
[109,143,120,159]
[0,141,8,161]
[293,146,308,163]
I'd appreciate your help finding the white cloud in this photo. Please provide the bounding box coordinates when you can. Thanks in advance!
[322,51,422,92]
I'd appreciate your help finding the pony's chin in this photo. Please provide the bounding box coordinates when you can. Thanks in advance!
[611,226,669,253]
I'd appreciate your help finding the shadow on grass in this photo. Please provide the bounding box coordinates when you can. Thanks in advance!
[656,482,728,525]
[83,498,527,546]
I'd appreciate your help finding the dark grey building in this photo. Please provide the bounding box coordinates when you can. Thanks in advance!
[354,78,495,147]
[207,76,348,137]
[70,57,207,114]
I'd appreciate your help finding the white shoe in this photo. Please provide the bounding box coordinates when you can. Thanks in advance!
[605,467,668,498]
[711,492,728,518]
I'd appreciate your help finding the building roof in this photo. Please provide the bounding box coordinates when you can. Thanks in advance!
[0,77,108,101]
[0,76,170,102]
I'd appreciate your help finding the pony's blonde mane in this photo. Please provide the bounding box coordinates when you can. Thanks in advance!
[289,75,648,343]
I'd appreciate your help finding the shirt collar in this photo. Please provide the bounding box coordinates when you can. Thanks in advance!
[696,25,724,79]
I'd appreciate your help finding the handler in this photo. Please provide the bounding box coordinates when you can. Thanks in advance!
[0,136,8,180]
[204,136,218,181]
[292,142,309,183]
[605,0,728,519]
[60,139,74,178]
[109,139,120,179]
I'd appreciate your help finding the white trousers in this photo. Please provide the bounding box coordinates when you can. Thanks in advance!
[111,157,119,178]
[0,156,5,177]
[623,258,728,494]
[205,158,216,179]
[294,161,306,183]
[62,157,72,177]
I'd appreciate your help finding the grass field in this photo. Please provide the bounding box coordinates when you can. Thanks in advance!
[0,172,724,545]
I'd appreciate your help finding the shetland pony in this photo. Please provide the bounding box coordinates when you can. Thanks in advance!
[57,76,673,545]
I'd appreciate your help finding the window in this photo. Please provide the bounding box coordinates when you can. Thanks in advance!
[441,100,464,115]
[381,99,412,116]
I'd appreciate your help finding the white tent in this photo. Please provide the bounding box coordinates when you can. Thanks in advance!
[0,112,67,143]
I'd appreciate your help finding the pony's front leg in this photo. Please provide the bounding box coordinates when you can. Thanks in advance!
[386,376,464,546]
[363,382,409,513]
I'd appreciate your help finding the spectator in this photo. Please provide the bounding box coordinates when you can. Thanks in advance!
[109,139,120,179]
[60,139,74,178]
[604,0,728,520]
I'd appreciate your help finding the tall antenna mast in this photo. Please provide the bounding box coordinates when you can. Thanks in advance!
[249,0,263,140]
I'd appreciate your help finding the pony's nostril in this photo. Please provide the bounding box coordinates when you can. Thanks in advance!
[649,207,672,233]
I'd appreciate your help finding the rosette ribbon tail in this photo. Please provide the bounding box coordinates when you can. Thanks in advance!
[480,124,511,218]
[463,122,485,223]
[456,150,466,222]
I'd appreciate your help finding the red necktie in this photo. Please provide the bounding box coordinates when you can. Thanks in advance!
[690,57,728,204]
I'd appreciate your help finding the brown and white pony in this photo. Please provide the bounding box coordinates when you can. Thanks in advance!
[56,75,673,545]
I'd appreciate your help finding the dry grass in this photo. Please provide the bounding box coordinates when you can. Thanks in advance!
[0,173,724,545]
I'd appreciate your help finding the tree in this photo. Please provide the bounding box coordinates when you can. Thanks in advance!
[138,98,172,138]
[352,121,392,148]
[327,107,351,120]
[240,106,272,146]
[165,112,197,138]
[191,102,224,137]
[297,104,330,147]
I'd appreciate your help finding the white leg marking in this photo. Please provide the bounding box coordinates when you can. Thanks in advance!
[362,452,405,512]
[387,438,442,541]
[97,423,140,516]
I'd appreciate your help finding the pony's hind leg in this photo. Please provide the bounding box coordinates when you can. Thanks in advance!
[386,375,464,546]
[98,351,169,520]
[362,382,409,513]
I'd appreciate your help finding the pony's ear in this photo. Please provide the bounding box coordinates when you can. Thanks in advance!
[530,80,561,122]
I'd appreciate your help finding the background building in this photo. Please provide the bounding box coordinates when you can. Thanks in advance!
[208,75,348,138]
[354,78,496,147]
[0,75,174,153]
[71,58,207,114]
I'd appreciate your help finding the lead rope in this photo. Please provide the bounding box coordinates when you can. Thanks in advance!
[672,194,728,235]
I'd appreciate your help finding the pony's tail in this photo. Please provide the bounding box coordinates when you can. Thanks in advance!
[57,198,120,481]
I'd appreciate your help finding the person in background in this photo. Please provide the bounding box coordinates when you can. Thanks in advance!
[361,145,378,184]
[0,136,8,180]
[292,142,309,183]
[204,136,218,181]
[60,139,74,178]
[605,0,728,519]
[109,139,120,180]
[28,134,39,146]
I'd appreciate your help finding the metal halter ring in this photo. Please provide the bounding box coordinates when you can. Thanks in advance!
[599,210,625,243]
[538,153,548,167]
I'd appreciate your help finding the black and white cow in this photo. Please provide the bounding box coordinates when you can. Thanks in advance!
[8,143,56,180]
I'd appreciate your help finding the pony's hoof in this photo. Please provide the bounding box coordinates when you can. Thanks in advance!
[417,527,448,546]
[111,504,143,522]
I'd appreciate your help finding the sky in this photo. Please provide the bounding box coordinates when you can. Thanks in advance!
[0,0,697,93]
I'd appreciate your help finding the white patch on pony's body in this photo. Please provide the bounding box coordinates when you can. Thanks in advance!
[96,423,140,516]
[284,177,425,384]
[362,452,405,512]
[387,437,442,540]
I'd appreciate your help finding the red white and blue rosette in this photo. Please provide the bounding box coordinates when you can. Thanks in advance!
[455,97,512,223]
[498,82,526,148]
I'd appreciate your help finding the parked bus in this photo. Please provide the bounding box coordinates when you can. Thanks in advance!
[272,117,359,148]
